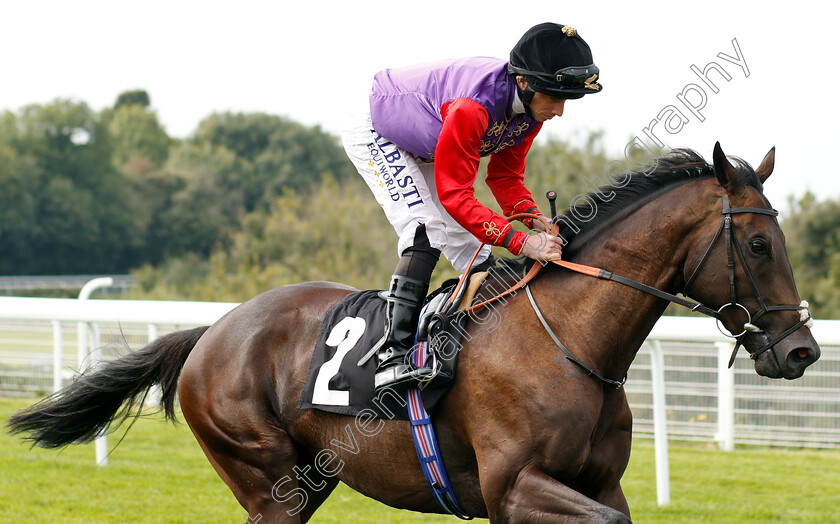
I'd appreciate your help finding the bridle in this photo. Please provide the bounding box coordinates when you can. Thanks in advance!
[451,192,814,389]
[682,194,813,367]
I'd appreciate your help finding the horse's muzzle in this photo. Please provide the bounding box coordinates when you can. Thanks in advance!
[747,328,820,379]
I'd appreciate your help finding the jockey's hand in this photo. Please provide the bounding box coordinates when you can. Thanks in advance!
[521,231,563,263]
[529,214,551,232]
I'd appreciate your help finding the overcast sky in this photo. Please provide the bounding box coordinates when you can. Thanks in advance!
[2,1,837,210]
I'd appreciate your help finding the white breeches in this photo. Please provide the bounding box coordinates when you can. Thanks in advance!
[341,113,491,273]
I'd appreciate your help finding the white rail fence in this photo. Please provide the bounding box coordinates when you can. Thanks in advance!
[1,295,839,505]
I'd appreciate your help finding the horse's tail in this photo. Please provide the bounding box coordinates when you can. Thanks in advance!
[6,326,209,449]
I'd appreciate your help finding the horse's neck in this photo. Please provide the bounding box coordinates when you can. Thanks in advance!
[537,184,705,380]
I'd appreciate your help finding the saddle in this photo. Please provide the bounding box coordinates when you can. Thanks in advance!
[417,271,487,340]
[297,271,488,420]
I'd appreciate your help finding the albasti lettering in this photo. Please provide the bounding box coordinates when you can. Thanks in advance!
[370,134,424,208]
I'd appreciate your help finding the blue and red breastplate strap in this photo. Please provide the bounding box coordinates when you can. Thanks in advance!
[405,302,471,519]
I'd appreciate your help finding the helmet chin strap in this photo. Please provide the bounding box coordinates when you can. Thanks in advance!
[516,82,537,119]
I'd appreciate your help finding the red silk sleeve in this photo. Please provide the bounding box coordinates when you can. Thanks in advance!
[486,122,543,229]
[435,98,529,255]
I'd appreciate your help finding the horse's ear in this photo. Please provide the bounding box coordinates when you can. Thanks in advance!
[755,146,775,183]
[712,141,741,191]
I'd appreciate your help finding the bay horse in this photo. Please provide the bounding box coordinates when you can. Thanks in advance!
[8,143,820,523]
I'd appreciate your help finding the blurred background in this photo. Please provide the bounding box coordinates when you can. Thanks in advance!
[0,0,837,311]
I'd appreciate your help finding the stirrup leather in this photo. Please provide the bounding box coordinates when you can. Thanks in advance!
[374,362,437,390]
[374,342,439,391]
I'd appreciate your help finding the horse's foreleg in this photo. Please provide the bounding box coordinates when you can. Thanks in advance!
[592,483,630,519]
[487,464,631,524]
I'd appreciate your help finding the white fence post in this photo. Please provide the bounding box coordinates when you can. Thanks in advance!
[146,324,161,406]
[78,278,113,466]
[715,341,736,451]
[88,322,108,466]
[77,278,112,372]
[52,320,62,393]
[649,339,670,506]
[77,320,87,372]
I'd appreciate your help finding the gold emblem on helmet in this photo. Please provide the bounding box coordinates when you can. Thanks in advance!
[561,26,577,37]
[584,74,600,90]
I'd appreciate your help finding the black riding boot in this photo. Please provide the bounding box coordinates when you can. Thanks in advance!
[372,274,432,391]
[370,225,441,391]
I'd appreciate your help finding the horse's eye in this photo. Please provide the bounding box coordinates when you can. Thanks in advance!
[749,238,768,255]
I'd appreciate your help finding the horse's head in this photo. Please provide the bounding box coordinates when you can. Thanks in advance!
[683,142,820,379]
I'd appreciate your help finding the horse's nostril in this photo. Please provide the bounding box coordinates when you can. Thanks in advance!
[787,347,812,366]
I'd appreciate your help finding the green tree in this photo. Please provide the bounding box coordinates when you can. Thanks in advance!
[108,104,173,168]
[783,193,840,319]
[0,139,42,273]
[151,140,246,259]
[114,89,151,109]
[129,174,394,301]
[0,100,144,274]
[12,100,112,190]
[1,99,369,278]
[191,112,355,210]
[523,131,612,206]
[128,133,614,301]
[128,111,360,273]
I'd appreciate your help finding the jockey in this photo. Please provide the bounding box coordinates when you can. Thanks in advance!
[342,22,603,391]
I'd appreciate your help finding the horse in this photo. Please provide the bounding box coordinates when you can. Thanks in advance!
[8,143,820,523]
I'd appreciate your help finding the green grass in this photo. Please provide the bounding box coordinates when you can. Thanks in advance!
[2,398,840,523]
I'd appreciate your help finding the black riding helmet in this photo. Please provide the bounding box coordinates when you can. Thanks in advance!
[508,23,602,113]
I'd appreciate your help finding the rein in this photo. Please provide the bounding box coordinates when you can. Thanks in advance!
[452,196,813,387]
[448,213,544,313]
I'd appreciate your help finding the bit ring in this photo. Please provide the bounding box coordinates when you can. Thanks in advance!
[716,302,752,338]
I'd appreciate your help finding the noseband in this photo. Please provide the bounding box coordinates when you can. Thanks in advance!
[682,194,813,366]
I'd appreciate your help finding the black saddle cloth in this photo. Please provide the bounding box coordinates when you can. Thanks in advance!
[297,288,464,420]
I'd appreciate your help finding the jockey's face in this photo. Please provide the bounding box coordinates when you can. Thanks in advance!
[529,93,567,122]
[515,76,568,122]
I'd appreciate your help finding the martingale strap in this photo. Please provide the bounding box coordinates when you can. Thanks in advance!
[525,280,626,389]
[405,303,472,520]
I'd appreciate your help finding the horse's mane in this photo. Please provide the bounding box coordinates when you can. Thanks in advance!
[489,148,762,278]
